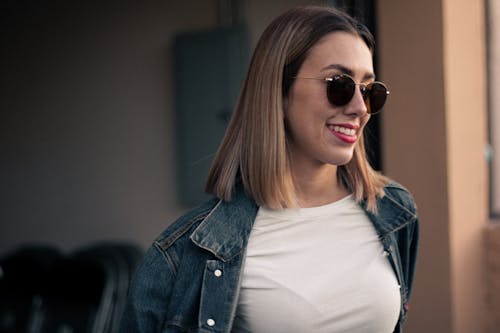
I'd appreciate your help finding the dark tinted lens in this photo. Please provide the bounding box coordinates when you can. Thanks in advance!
[327,75,355,106]
[367,82,388,114]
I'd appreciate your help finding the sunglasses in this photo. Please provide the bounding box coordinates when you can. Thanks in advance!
[293,74,389,114]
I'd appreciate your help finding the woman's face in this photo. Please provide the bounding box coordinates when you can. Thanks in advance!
[285,32,373,170]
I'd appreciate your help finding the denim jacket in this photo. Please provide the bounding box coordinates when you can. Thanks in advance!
[120,182,419,333]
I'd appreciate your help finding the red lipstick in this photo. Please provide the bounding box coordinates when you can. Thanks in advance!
[327,123,359,144]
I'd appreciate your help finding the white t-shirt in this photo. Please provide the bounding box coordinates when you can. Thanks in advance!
[231,195,400,333]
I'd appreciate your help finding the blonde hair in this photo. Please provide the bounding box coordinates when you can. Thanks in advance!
[205,5,389,212]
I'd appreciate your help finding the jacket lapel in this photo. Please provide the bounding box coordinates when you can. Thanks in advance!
[190,189,259,262]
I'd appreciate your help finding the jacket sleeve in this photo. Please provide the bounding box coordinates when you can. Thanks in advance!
[119,243,174,332]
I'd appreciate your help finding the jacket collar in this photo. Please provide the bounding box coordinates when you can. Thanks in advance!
[190,188,258,262]
[190,184,416,261]
[361,184,418,237]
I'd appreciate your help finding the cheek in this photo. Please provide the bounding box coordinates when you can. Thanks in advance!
[288,80,328,112]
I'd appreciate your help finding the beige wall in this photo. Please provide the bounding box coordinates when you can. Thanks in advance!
[443,1,488,332]
[378,0,488,332]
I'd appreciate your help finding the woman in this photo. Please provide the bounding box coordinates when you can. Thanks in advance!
[120,5,419,333]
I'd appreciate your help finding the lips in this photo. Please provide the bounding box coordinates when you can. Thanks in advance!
[327,124,359,144]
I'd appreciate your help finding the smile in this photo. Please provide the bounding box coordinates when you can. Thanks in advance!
[327,124,358,144]
[331,125,356,136]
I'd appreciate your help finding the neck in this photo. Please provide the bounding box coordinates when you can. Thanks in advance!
[292,162,349,208]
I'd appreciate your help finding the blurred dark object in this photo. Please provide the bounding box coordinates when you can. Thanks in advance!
[0,245,62,333]
[0,243,144,333]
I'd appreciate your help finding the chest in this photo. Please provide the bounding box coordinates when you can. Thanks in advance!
[231,204,401,332]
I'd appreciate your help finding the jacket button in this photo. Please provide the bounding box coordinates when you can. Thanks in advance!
[207,318,216,326]
[214,269,222,277]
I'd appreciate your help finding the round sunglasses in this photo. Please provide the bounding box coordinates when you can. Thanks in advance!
[293,74,389,114]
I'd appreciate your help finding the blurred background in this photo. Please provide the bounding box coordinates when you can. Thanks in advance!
[1,0,499,332]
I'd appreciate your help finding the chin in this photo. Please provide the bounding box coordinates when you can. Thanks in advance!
[327,154,354,166]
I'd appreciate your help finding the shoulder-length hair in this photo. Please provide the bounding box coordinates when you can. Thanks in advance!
[205,5,389,212]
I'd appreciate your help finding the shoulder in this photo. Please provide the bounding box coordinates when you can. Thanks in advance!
[154,197,221,252]
[363,180,418,234]
[128,197,221,289]
[381,181,418,219]
[121,198,221,330]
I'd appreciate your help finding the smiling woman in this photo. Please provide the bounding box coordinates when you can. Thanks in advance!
[206,12,389,212]
[120,6,419,333]
[283,32,377,206]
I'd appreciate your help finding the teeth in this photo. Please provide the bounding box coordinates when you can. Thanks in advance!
[332,126,356,136]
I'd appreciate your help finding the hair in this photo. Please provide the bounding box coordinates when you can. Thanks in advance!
[205,5,389,213]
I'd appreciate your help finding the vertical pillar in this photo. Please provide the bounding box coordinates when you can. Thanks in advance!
[442,1,488,332]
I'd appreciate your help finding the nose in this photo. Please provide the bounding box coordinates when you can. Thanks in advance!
[343,85,368,116]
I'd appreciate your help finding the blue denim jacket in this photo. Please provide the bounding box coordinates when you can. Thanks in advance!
[120,182,419,333]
